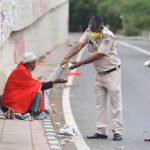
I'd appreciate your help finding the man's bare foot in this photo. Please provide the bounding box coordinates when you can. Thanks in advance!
[43,109,50,115]
[4,109,15,119]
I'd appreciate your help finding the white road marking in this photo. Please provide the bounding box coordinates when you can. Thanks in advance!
[118,41,150,56]
[62,46,90,150]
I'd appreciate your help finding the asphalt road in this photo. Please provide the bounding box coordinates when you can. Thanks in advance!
[67,37,150,150]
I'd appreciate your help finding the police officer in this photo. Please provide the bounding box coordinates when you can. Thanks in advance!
[61,16,123,140]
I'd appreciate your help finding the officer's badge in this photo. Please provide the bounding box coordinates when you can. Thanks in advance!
[104,40,109,45]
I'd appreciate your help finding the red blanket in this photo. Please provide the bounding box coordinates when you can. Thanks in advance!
[2,64,45,114]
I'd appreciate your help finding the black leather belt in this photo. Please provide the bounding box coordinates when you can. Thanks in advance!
[98,65,120,75]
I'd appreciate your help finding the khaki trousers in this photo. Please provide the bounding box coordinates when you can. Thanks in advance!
[95,69,123,135]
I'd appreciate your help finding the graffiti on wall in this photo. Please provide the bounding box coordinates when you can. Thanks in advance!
[32,0,48,17]
[40,0,48,12]
[0,0,51,47]
[0,10,13,43]
[32,0,38,17]
[13,35,25,63]
[0,0,16,43]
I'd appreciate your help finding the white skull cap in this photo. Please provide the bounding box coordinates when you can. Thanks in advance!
[21,52,37,64]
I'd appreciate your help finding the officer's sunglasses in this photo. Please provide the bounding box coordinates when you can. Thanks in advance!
[89,26,103,32]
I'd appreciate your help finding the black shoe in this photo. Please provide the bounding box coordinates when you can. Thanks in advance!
[86,133,108,139]
[113,133,122,141]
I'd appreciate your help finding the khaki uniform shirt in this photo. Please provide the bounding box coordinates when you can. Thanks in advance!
[79,27,121,72]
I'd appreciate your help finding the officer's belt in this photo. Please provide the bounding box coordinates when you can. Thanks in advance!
[98,65,120,75]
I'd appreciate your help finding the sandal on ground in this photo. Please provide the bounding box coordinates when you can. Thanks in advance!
[4,109,15,119]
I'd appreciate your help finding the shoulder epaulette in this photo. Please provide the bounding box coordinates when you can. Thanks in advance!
[102,33,109,38]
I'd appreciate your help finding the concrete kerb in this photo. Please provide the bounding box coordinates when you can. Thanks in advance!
[43,79,62,149]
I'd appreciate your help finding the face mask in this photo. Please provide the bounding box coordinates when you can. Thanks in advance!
[90,32,100,39]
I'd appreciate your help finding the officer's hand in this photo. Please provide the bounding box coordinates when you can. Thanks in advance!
[52,78,68,84]
[144,60,150,67]
[69,61,82,70]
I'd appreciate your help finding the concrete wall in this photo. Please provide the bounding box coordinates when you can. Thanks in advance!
[0,0,69,95]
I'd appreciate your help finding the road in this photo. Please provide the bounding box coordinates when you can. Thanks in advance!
[62,36,150,150]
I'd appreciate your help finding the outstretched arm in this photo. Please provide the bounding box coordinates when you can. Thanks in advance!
[61,42,85,65]
[70,52,105,69]
[41,79,67,91]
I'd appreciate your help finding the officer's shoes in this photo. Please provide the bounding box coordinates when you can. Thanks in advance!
[113,133,122,141]
[86,133,108,139]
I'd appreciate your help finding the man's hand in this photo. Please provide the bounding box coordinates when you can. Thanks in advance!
[52,78,68,84]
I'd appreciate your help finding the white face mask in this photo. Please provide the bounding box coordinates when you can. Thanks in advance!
[90,32,101,39]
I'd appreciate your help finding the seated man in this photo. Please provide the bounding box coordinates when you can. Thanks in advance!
[1,52,67,120]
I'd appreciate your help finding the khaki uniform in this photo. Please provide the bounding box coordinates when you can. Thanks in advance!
[79,27,123,135]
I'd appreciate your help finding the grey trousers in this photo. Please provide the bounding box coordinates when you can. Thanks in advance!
[28,93,42,113]
[0,95,2,107]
